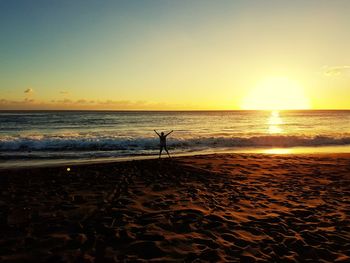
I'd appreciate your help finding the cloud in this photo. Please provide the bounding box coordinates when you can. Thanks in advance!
[24,88,34,94]
[0,87,193,110]
[0,98,36,106]
[59,99,73,104]
[323,66,350,76]
[23,98,35,103]
[0,98,188,110]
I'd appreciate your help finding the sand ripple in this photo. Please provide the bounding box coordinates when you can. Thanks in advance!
[0,154,349,262]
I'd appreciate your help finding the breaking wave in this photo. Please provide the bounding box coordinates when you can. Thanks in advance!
[1,134,350,152]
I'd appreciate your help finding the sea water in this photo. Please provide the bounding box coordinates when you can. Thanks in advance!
[1,110,350,167]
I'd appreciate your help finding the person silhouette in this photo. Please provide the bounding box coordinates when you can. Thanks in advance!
[154,130,173,158]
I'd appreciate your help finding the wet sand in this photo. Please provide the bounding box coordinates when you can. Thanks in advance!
[1,154,349,262]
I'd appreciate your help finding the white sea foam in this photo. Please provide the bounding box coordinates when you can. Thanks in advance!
[1,110,350,161]
[1,134,350,152]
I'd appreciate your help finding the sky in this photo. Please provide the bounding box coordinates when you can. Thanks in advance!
[0,0,349,110]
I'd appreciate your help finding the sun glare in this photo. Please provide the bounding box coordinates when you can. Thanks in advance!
[268,110,283,134]
[241,77,311,110]
[263,148,292,154]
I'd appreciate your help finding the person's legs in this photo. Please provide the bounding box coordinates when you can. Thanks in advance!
[159,147,163,158]
[165,146,171,158]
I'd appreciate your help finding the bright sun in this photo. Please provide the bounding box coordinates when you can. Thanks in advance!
[241,77,311,110]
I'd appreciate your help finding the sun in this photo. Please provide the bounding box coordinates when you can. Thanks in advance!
[241,77,311,110]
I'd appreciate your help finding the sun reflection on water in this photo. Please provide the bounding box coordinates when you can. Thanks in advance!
[263,148,292,154]
[268,110,283,134]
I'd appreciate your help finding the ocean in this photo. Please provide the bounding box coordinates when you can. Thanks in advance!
[1,110,350,167]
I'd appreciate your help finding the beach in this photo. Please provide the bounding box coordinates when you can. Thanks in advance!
[1,153,349,262]
[2,1,350,262]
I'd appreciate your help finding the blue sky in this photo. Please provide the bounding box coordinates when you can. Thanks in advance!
[1,0,349,109]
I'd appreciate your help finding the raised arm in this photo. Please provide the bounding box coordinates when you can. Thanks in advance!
[154,130,160,136]
[165,130,173,136]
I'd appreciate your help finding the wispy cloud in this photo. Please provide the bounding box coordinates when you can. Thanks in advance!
[59,90,69,95]
[323,66,350,76]
[0,98,36,106]
[24,88,34,94]
[0,98,189,110]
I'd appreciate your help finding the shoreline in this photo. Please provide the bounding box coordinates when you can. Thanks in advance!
[1,145,350,170]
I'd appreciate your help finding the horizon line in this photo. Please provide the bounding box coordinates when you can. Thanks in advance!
[1,109,349,112]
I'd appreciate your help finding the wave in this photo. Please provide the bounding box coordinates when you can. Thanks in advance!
[1,134,350,152]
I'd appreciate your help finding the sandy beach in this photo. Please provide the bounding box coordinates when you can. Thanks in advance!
[1,153,349,262]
